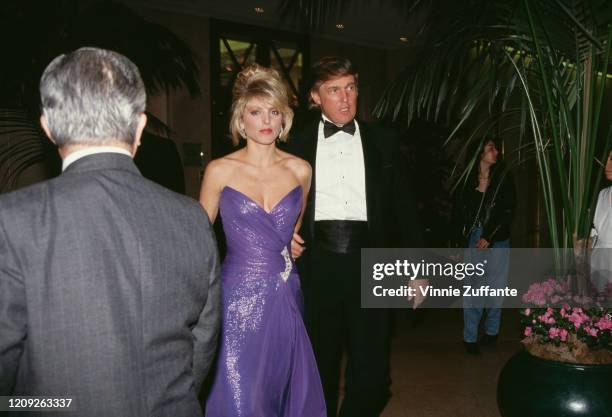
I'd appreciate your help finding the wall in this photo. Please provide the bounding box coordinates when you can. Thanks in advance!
[137,11,392,198]
[137,8,212,199]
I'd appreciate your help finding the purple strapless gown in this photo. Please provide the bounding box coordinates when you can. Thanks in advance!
[205,185,326,417]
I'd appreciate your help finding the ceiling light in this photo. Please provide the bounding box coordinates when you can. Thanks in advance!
[399,37,409,42]
[254,7,264,13]
[335,23,345,30]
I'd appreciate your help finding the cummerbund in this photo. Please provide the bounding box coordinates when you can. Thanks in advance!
[314,220,369,254]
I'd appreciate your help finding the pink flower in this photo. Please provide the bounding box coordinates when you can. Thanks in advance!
[595,315,612,331]
[568,310,589,329]
[538,314,556,325]
[559,329,568,342]
[548,327,560,338]
[584,326,599,337]
[524,327,532,337]
[524,308,531,316]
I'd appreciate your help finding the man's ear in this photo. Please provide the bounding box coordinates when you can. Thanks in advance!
[40,115,56,145]
[131,113,147,156]
[310,89,321,107]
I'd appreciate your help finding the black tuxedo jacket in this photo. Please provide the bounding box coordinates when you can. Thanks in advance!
[287,116,423,251]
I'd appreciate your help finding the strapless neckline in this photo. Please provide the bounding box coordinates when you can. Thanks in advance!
[222,185,302,215]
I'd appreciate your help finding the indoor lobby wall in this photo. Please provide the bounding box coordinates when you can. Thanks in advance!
[135,8,212,199]
[132,9,393,199]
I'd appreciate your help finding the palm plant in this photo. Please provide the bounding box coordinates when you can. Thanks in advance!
[0,0,200,192]
[374,0,612,253]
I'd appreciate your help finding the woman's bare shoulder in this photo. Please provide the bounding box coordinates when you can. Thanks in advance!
[204,151,245,186]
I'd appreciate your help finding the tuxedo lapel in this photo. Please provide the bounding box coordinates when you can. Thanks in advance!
[357,121,380,230]
[303,119,320,239]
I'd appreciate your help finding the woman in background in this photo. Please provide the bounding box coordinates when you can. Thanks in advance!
[452,138,516,355]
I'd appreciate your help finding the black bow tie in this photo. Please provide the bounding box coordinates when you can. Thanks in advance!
[323,119,356,138]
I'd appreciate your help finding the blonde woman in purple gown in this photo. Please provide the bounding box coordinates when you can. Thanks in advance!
[199,65,326,417]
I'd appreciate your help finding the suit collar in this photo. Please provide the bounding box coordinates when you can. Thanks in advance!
[62,147,132,171]
[63,152,140,176]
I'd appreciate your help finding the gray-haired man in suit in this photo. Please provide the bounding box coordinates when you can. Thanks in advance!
[0,47,220,417]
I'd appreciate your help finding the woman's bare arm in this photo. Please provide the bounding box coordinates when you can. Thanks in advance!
[198,159,228,223]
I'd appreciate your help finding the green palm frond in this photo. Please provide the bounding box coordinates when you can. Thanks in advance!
[370,0,612,249]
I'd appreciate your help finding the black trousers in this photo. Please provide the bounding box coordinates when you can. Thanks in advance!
[303,246,391,417]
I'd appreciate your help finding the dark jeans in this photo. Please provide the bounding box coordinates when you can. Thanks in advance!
[303,246,391,417]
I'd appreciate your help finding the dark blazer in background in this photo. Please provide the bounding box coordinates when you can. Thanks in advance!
[451,166,516,247]
[0,153,220,417]
[134,131,186,194]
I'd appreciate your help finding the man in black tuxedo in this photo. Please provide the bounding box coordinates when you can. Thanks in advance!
[288,56,425,417]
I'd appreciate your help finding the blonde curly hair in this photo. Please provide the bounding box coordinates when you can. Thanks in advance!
[229,64,294,146]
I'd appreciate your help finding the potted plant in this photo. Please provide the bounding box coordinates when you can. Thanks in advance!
[520,278,611,364]
[372,1,612,414]
[494,276,611,416]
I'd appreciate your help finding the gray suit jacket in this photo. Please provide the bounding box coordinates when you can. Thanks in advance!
[0,153,220,417]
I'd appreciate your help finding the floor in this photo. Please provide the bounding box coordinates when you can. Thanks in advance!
[371,309,522,417]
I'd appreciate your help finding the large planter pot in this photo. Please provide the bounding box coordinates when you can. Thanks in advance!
[497,350,612,417]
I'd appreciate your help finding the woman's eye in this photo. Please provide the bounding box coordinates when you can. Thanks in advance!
[272,110,280,116]
[250,111,259,116]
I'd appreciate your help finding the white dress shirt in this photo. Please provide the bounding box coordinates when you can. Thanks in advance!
[62,146,132,171]
[314,115,368,221]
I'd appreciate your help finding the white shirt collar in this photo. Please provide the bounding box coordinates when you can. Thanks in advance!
[319,114,360,139]
[321,113,356,127]
[62,146,132,171]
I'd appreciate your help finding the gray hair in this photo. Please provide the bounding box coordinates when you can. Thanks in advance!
[39,47,146,147]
